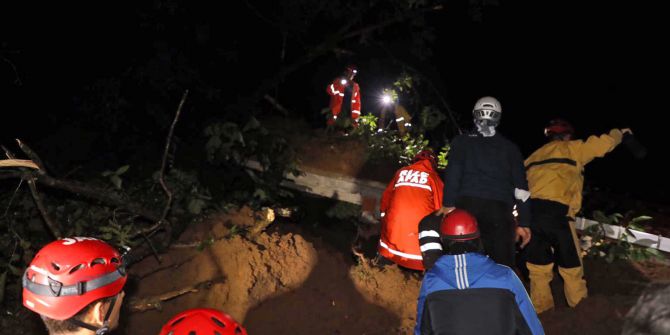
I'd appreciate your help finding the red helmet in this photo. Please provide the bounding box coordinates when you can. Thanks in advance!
[22,237,127,320]
[414,149,437,168]
[440,209,480,241]
[159,308,248,335]
[544,118,574,137]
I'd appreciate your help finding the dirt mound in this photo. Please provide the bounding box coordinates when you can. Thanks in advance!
[123,209,419,334]
[124,211,318,334]
[121,207,670,335]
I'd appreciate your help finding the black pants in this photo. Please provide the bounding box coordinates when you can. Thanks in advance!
[526,198,581,268]
[456,196,516,267]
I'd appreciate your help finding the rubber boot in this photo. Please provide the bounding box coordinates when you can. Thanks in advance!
[558,266,588,307]
[527,262,555,314]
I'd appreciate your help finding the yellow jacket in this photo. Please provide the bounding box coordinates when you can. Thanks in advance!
[524,129,623,218]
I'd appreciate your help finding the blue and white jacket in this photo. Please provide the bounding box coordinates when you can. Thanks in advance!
[415,252,544,335]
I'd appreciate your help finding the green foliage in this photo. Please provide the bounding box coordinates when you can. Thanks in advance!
[101,165,130,189]
[420,106,447,132]
[151,169,212,216]
[325,202,361,220]
[98,221,134,248]
[437,143,450,170]
[392,72,414,93]
[204,117,298,205]
[582,211,661,263]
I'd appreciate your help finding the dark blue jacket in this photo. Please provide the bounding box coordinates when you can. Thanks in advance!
[442,132,531,227]
[415,253,544,335]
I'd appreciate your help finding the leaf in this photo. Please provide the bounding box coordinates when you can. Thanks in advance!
[243,116,261,132]
[187,198,206,215]
[631,216,653,223]
[115,165,130,175]
[110,175,122,189]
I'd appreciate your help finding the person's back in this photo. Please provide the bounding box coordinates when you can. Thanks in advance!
[449,132,523,204]
[416,210,544,335]
[379,150,443,270]
[439,96,532,268]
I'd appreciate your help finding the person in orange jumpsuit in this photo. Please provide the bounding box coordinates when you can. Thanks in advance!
[377,150,444,270]
[326,65,361,127]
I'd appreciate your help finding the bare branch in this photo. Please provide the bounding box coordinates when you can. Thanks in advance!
[0,159,39,170]
[1,55,22,86]
[15,140,47,174]
[158,90,189,225]
[2,146,60,238]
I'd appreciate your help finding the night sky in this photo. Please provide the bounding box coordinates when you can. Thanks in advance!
[1,1,666,202]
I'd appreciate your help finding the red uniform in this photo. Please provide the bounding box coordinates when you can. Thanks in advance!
[378,159,444,270]
[326,77,361,125]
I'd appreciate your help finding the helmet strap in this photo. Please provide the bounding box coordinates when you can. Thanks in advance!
[68,295,118,335]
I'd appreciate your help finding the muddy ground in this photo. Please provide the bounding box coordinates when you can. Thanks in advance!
[117,207,669,335]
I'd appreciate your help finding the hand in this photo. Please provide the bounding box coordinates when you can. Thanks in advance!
[516,227,532,248]
[435,206,455,216]
[621,128,633,135]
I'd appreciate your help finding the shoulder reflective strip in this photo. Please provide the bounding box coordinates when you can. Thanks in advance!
[420,242,442,252]
[454,255,462,289]
[514,188,531,202]
[419,230,440,239]
[352,110,361,115]
[30,265,50,276]
[352,100,357,103]
[461,254,470,288]
[396,117,405,122]
[25,300,35,308]
[329,84,340,95]
[525,158,577,170]
[379,240,423,260]
[338,93,344,97]
[394,182,432,191]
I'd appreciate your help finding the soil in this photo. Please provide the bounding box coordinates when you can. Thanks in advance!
[117,206,669,335]
[3,205,669,335]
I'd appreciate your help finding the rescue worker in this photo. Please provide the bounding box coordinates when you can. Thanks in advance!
[326,65,361,128]
[524,118,632,313]
[22,237,127,335]
[159,308,248,335]
[377,149,443,270]
[436,96,532,268]
[378,91,413,135]
[415,209,544,335]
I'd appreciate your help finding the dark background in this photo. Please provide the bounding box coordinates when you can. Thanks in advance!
[1,0,666,203]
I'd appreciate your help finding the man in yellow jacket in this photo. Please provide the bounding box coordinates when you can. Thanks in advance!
[524,118,632,313]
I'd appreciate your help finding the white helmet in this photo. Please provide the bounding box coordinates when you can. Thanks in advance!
[472,96,502,124]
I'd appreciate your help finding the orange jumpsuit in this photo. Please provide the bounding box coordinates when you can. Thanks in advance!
[378,159,444,270]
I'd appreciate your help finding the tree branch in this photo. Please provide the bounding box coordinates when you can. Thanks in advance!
[2,146,61,238]
[157,90,189,225]
[15,140,47,174]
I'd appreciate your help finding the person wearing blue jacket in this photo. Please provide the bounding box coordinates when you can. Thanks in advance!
[416,209,544,335]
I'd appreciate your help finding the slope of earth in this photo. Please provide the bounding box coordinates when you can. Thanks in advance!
[119,205,670,335]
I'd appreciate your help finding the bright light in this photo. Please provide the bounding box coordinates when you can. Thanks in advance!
[382,94,392,105]
[340,79,348,85]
